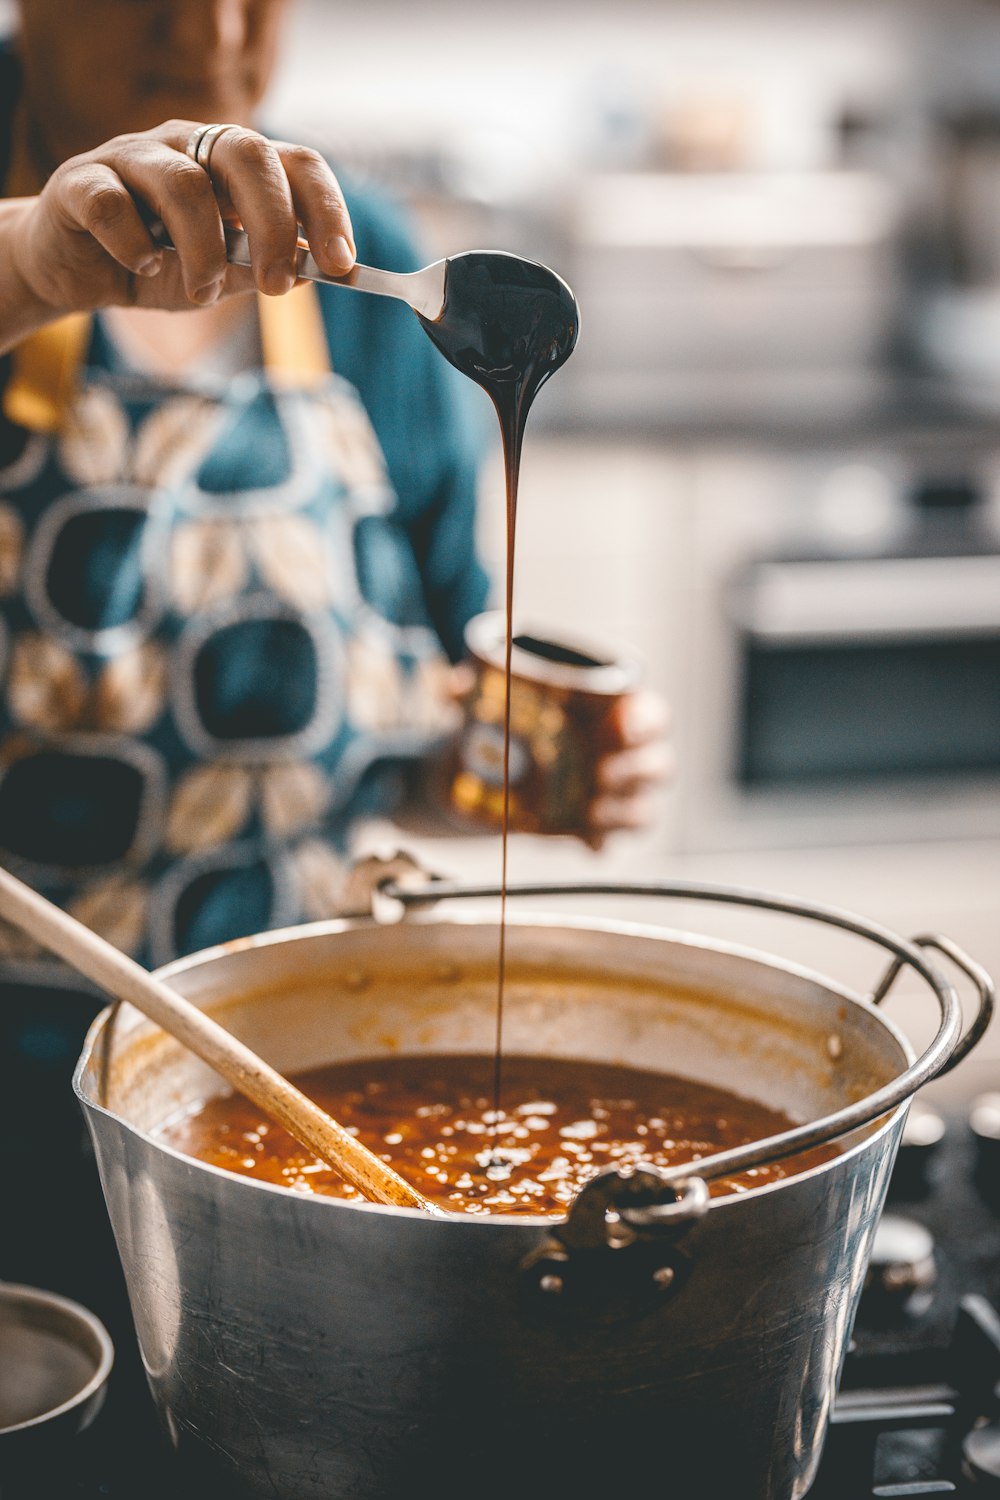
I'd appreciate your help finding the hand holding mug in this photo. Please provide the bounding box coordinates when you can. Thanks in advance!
[446,614,672,845]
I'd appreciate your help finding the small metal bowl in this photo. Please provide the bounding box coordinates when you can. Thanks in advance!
[0,1282,114,1462]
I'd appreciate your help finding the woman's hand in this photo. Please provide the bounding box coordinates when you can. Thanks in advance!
[1,120,355,352]
[411,669,673,847]
[580,689,674,851]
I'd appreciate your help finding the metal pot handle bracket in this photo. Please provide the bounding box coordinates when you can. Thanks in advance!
[347,859,994,1295]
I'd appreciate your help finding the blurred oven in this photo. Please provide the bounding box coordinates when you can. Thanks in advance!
[674,454,1000,851]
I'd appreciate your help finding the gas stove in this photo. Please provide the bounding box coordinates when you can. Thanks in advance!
[4,1098,1000,1500]
[812,1096,1000,1498]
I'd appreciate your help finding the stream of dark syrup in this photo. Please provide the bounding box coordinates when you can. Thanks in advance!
[418,251,579,1171]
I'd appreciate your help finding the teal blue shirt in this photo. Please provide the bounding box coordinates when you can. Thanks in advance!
[311,187,490,663]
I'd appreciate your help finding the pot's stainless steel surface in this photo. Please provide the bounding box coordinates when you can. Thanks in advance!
[73,893,990,1500]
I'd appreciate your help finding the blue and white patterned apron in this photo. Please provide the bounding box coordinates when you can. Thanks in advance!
[0,289,452,1180]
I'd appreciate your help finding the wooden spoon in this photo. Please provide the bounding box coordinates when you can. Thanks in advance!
[0,866,434,1213]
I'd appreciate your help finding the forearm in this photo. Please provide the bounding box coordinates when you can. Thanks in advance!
[0,199,66,356]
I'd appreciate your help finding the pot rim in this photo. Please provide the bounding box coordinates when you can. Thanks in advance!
[74,911,915,1226]
[465,609,644,696]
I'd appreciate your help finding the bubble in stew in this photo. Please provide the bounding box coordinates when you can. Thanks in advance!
[157,1054,834,1217]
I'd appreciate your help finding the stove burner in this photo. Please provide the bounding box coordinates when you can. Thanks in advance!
[964,1424,1000,1492]
[814,1297,1000,1499]
[970,1095,1000,1206]
[891,1103,947,1201]
[863,1213,938,1324]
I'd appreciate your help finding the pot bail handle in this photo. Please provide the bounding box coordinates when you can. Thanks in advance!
[871,933,995,1076]
[375,867,993,1174]
[558,1165,710,1252]
[521,1165,709,1315]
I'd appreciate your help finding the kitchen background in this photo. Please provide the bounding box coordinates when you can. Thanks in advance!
[268,0,999,1101]
[6,0,996,1095]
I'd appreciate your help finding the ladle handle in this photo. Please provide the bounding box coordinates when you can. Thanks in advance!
[0,866,434,1213]
[145,221,448,321]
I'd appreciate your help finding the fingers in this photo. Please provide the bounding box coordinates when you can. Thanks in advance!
[178,127,357,294]
[25,122,358,317]
[584,793,656,849]
[82,122,357,306]
[573,775,664,853]
[594,740,676,797]
[578,691,675,849]
[48,160,165,282]
[271,141,356,276]
[80,132,231,303]
[607,689,672,750]
[200,127,300,295]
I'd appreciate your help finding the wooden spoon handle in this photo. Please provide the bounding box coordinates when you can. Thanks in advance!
[0,866,434,1213]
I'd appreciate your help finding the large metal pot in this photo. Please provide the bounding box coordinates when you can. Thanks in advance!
[73,874,992,1500]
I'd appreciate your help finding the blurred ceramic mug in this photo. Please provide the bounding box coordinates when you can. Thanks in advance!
[447,612,643,835]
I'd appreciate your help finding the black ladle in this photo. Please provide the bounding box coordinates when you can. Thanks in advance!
[152,223,580,402]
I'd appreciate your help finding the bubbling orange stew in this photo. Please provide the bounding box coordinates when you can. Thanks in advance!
[158,1054,834,1216]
